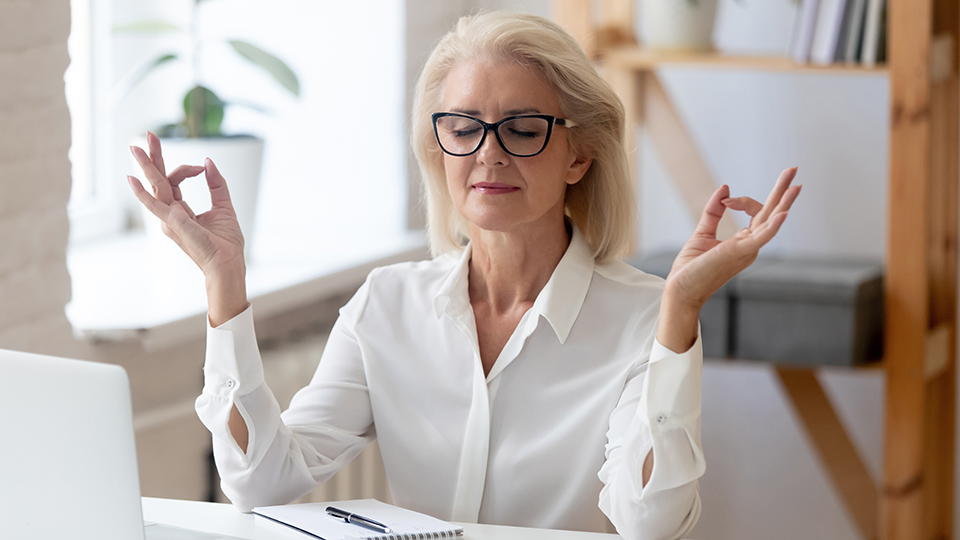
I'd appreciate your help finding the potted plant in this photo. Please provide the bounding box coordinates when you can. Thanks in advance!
[118,0,300,259]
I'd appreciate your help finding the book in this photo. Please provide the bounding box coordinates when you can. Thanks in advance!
[253,499,464,540]
[860,0,886,66]
[790,0,821,63]
[810,0,849,65]
[841,0,869,63]
[875,0,888,64]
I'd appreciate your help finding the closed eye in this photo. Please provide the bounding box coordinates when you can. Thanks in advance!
[452,127,482,138]
[507,127,542,139]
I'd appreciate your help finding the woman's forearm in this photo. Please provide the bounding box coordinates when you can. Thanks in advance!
[655,294,699,354]
[206,266,250,328]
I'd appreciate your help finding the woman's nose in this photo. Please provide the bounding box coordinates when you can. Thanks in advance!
[476,130,508,166]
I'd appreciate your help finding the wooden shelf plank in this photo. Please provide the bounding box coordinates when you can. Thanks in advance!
[603,48,889,76]
[775,367,878,540]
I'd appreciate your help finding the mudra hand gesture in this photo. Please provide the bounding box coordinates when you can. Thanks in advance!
[658,167,801,352]
[127,132,249,325]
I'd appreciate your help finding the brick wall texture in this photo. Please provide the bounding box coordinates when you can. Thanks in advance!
[0,0,76,355]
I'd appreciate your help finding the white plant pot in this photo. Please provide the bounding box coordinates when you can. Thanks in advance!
[130,135,264,262]
[640,0,719,51]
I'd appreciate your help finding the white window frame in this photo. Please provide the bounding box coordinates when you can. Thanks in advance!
[66,0,127,244]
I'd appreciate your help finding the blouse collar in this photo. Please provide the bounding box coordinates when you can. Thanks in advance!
[432,222,596,345]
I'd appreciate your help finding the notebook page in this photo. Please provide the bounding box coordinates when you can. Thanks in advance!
[253,499,463,540]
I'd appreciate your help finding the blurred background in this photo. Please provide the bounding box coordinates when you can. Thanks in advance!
[0,0,940,539]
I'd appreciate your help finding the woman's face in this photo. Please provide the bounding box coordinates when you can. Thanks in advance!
[440,59,590,235]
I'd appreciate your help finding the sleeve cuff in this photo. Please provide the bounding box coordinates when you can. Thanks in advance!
[642,333,703,434]
[202,304,265,399]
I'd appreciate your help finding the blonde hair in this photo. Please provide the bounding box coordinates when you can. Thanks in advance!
[411,11,635,264]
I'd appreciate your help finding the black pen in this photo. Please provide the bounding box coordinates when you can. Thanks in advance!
[326,506,393,534]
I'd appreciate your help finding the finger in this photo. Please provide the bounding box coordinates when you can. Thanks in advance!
[749,184,800,230]
[127,175,170,220]
[179,199,197,220]
[721,196,763,217]
[753,166,798,227]
[130,145,173,203]
[168,165,205,202]
[168,164,206,187]
[771,184,802,216]
[742,211,789,251]
[693,184,731,239]
[204,158,234,208]
[147,131,166,177]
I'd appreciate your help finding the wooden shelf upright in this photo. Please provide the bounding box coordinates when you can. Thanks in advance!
[552,1,959,539]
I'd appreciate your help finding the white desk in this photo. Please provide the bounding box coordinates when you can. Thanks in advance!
[142,498,622,540]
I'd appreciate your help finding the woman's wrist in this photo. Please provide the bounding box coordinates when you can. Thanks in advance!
[656,293,701,354]
[205,266,249,328]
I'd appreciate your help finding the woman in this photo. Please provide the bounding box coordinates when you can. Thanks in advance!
[128,12,799,540]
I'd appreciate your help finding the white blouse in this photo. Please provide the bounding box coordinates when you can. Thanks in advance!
[195,225,705,540]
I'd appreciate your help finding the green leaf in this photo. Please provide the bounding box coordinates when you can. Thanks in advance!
[112,20,182,34]
[228,39,301,97]
[130,54,178,88]
[110,54,179,108]
[183,86,225,138]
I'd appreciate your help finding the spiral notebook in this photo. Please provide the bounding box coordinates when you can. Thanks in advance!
[253,499,463,540]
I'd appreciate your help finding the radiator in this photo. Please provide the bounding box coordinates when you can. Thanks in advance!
[260,328,393,505]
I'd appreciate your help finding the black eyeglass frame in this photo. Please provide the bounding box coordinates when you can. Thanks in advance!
[431,112,578,158]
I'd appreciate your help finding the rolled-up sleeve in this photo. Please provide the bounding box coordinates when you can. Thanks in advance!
[597,331,705,540]
[195,279,376,512]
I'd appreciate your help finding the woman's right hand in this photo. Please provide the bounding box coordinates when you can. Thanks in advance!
[127,131,250,325]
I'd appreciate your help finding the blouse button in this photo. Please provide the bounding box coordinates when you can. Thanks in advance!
[224,379,235,389]
[656,414,667,424]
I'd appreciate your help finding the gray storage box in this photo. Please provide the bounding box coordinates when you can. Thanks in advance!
[627,252,732,358]
[732,258,884,366]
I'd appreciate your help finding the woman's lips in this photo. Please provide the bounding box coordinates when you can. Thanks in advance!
[472,182,519,194]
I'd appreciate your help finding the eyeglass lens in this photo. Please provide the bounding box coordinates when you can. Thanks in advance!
[435,116,550,157]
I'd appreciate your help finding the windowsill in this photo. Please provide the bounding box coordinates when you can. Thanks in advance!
[66,227,429,351]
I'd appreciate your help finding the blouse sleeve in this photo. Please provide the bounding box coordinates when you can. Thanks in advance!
[194,279,376,512]
[597,329,706,540]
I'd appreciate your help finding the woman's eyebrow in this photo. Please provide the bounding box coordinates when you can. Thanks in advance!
[504,107,541,115]
[448,107,543,116]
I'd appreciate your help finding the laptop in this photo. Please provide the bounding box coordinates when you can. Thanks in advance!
[0,348,241,540]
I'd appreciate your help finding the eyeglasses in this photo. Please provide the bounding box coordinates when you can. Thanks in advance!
[432,112,577,158]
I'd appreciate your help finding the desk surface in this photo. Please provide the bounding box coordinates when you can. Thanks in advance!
[142,498,622,540]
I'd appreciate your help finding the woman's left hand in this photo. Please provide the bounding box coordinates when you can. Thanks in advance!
[657,167,802,352]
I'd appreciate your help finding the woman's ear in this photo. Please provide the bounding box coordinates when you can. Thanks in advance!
[565,151,593,185]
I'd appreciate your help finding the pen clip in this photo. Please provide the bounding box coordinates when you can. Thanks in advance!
[326,506,352,523]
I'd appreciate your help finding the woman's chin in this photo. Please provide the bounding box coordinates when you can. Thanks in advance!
[462,212,561,236]
[466,217,517,234]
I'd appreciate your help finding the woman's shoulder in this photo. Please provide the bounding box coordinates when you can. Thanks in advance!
[340,254,461,325]
[365,252,461,288]
[593,258,666,292]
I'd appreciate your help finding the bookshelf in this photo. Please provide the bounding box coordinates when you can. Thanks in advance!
[601,48,889,75]
[553,1,958,540]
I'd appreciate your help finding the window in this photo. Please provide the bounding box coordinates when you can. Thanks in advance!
[65,0,407,252]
